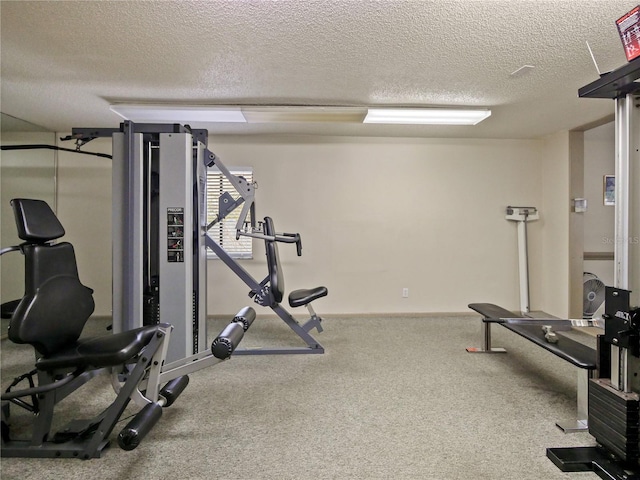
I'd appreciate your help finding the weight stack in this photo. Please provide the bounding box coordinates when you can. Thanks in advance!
[588,378,640,463]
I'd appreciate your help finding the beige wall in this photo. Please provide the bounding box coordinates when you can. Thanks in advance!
[6,133,563,317]
[54,137,113,316]
[568,131,585,319]
[206,135,545,315]
[0,132,57,305]
[540,131,570,317]
[583,122,615,286]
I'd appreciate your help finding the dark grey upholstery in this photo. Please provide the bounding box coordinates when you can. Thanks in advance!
[2,198,170,459]
[11,197,65,242]
[10,241,95,356]
[263,216,285,304]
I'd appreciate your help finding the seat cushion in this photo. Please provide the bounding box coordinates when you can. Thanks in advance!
[289,286,328,308]
[10,258,95,356]
[11,198,65,242]
[36,325,162,371]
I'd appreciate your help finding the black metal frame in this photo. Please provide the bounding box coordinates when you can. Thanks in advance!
[2,331,168,459]
[546,55,640,480]
[578,56,640,99]
[547,288,639,479]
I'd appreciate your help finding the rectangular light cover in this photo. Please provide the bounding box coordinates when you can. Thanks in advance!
[363,108,491,125]
[110,105,247,123]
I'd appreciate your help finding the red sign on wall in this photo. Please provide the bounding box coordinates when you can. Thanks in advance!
[617,5,640,61]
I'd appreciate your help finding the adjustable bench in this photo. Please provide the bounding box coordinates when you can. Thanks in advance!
[466,303,597,433]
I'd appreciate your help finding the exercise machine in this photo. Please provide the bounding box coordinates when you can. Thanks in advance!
[204,148,327,354]
[546,42,640,480]
[0,198,255,458]
[208,215,327,355]
[547,287,639,478]
[66,121,327,359]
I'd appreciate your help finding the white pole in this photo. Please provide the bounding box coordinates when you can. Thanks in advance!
[614,95,630,290]
[517,219,530,313]
[506,206,538,314]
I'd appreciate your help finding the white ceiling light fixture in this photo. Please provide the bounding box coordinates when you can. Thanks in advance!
[241,106,366,123]
[363,108,492,125]
[110,104,247,123]
[109,104,492,126]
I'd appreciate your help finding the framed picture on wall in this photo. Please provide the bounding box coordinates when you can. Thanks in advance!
[604,175,615,206]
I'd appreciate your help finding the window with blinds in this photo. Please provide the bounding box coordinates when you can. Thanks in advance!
[206,167,253,259]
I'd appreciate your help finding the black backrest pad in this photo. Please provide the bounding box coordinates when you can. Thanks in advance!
[263,217,284,304]
[9,242,94,356]
[11,198,65,242]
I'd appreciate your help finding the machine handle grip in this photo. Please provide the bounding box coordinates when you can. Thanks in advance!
[277,232,302,256]
[295,237,302,257]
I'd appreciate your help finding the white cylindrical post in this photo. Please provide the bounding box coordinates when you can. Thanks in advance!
[517,220,530,313]
[506,206,538,314]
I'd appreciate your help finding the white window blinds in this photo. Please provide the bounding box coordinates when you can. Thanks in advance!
[206,167,253,259]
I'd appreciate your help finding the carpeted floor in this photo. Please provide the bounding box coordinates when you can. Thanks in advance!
[1,314,600,479]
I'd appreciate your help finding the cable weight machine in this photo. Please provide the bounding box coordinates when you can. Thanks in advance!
[546,54,640,480]
[67,121,326,362]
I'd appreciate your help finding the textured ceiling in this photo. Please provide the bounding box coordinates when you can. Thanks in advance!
[0,0,635,138]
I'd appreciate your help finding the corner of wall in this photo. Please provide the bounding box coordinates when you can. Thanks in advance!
[540,131,571,318]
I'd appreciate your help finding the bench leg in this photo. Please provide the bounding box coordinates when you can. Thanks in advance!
[466,320,507,353]
[555,369,593,433]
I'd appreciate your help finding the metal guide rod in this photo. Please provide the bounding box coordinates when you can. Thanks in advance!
[614,96,631,290]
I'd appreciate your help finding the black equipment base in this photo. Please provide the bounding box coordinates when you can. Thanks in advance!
[547,447,640,479]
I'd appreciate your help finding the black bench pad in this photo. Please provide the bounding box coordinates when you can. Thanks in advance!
[36,325,163,371]
[468,303,596,370]
[503,324,596,369]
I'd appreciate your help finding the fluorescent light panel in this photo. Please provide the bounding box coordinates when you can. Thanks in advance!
[110,104,491,126]
[242,107,365,123]
[364,108,491,125]
[110,104,246,123]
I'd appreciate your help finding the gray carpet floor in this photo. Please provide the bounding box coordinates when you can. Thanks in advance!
[1,314,600,479]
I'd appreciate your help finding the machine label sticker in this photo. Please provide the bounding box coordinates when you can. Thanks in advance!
[167,207,184,262]
[617,5,640,61]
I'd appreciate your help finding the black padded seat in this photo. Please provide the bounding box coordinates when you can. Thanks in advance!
[12,197,65,242]
[289,286,328,308]
[9,242,95,356]
[263,216,328,309]
[36,325,163,371]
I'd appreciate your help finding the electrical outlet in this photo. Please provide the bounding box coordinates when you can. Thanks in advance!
[402,288,409,298]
